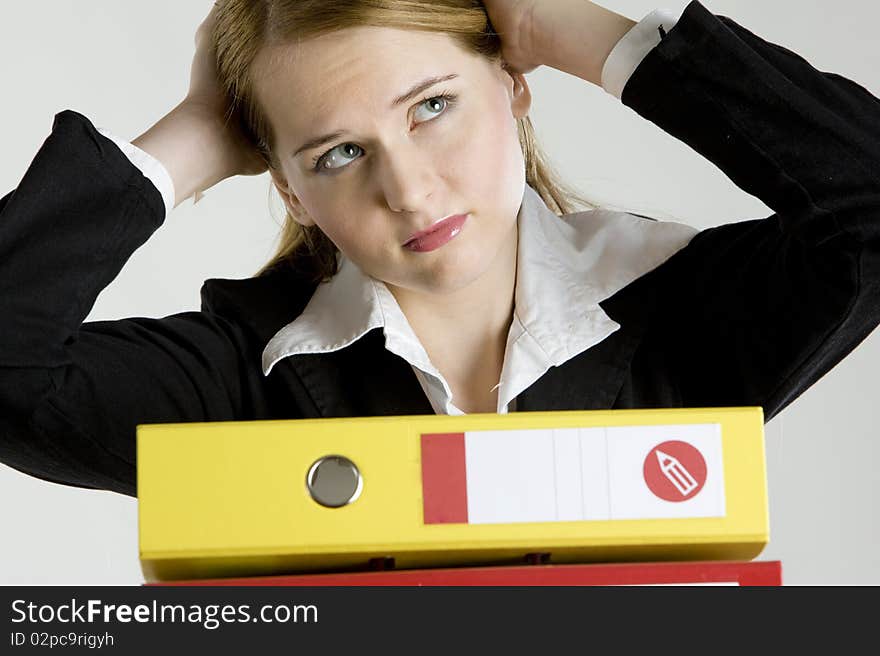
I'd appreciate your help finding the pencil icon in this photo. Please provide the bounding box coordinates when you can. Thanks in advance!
[655,450,698,497]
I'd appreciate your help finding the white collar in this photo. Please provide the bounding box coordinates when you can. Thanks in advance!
[262,184,697,394]
[261,246,440,376]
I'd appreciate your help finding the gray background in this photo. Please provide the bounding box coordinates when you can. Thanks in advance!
[1,0,877,584]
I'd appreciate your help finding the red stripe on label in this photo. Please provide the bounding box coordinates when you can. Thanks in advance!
[420,432,468,524]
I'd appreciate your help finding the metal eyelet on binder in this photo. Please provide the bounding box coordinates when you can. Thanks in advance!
[306,455,363,508]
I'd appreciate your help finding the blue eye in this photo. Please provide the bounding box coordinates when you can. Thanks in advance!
[412,95,449,123]
[315,143,364,171]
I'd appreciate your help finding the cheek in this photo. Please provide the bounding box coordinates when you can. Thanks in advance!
[453,98,524,206]
[286,189,352,248]
[299,195,386,259]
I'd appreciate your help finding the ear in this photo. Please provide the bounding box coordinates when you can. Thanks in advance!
[269,168,316,227]
[504,67,532,120]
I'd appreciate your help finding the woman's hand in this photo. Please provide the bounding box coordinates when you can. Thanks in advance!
[482,0,636,85]
[481,0,545,74]
[133,4,266,208]
[183,4,267,178]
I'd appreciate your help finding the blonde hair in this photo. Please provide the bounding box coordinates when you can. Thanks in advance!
[213,0,597,282]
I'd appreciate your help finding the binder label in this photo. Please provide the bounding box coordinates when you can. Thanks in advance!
[420,423,725,524]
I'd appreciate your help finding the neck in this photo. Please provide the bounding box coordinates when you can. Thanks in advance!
[388,223,519,384]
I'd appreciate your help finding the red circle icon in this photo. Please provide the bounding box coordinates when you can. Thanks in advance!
[643,440,707,502]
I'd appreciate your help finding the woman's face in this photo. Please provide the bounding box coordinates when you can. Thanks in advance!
[256,26,531,296]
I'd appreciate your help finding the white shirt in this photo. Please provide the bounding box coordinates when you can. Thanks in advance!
[99,8,691,415]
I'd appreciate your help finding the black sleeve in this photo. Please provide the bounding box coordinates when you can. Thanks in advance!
[0,110,250,496]
[621,1,880,421]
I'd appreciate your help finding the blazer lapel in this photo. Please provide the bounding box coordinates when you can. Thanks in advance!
[280,329,435,418]
[515,274,658,412]
[202,270,435,419]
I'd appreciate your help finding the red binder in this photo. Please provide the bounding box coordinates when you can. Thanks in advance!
[152,560,782,586]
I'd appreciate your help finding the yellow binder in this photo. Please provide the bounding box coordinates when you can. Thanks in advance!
[137,407,769,582]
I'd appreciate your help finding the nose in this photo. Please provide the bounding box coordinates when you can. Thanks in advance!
[376,142,436,215]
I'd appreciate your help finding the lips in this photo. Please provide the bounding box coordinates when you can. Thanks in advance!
[403,214,469,252]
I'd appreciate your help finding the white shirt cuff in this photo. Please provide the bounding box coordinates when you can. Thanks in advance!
[96,127,176,217]
[601,7,686,100]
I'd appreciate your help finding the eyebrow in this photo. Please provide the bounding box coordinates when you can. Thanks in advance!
[391,73,458,108]
[293,73,459,159]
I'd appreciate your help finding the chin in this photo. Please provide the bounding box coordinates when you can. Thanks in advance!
[427,246,501,295]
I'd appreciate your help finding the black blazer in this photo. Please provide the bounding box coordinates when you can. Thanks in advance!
[2,0,878,496]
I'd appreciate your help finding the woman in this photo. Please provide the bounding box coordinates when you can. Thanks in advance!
[1,0,878,507]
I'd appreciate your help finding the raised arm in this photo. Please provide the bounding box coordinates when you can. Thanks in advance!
[131,5,266,207]
[0,7,270,495]
[483,0,636,83]
[512,0,880,419]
